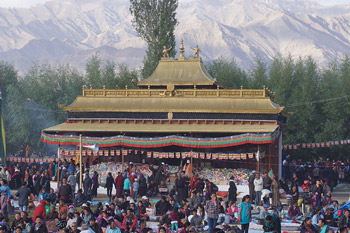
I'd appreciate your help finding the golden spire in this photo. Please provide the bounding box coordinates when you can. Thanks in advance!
[178,39,185,61]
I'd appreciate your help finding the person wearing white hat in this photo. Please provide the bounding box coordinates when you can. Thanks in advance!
[141,196,151,208]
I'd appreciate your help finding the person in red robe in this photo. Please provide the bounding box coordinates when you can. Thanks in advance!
[191,176,199,194]
[32,200,47,222]
[115,172,124,198]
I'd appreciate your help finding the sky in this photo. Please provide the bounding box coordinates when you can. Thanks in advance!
[0,0,349,8]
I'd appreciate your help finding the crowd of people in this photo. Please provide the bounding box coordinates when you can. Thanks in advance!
[0,157,349,233]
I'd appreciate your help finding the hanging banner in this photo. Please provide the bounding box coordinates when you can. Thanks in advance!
[241,153,247,160]
[82,150,86,156]
[110,150,115,156]
[206,153,211,160]
[147,152,152,158]
[87,150,92,156]
[116,150,120,156]
[169,153,174,158]
[98,150,103,156]
[200,153,205,159]
[248,153,254,159]
[153,152,159,158]
[176,152,181,159]
[104,150,109,156]
[212,153,218,160]
[182,152,187,159]
[122,150,128,156]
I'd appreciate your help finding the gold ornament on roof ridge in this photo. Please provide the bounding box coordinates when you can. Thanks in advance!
[162,45,172,58]
[191,44,201,57]
[178,39,185,60]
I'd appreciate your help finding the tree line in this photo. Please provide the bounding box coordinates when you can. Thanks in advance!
[0,55,137,155]
[0,54,350,160]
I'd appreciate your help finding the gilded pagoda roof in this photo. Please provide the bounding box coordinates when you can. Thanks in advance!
[61,88,284,114]
[137,57,216,87]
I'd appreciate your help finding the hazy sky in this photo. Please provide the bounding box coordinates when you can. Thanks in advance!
[0,0,349,8]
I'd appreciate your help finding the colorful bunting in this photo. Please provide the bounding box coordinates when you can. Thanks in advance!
[41,130,280,149]
[283,138,350,150]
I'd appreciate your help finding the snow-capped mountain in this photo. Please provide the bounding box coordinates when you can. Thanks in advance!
[1,0,350,73]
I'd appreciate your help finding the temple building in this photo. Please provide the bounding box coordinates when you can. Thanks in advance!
[41,41,286,177]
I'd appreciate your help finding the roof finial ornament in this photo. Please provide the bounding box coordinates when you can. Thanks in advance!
[162,45,172,58]
[191,44,201,57]
[178,39,185,60]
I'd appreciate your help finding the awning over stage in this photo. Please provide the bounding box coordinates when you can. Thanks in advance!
[43,121,279,134]
[41,128,280,148]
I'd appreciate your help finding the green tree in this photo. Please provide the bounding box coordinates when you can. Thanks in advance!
[130,0,178,78]
[116,64,138,89]
[23,63,84,123]
[86,54,102,88]
[102,61,118,89]
[250,58,269,89]
[206,58,249,89]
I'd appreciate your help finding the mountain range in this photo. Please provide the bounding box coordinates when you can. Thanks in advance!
[1,0,350,73]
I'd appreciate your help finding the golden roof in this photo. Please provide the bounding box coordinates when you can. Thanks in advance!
[43,122,279,133]
[137,57,216,87]
[62,95,283,114]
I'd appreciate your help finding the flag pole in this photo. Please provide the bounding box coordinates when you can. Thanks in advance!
[79,134,83,189]
[122,151,125,174]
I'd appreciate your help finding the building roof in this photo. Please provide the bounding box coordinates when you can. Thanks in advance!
[137,57,216,87]
[62,95,284,114]
[43,121,279,134]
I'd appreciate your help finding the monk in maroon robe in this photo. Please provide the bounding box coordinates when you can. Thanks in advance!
[115,172,124,198]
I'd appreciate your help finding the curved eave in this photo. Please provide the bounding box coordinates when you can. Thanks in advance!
[61,107,283,114]
[137,81,216,86]
[43,122,279,134]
